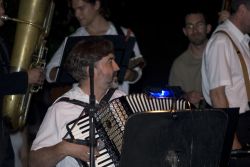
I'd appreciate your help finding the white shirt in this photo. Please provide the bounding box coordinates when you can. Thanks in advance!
[202,20,250,113]
[45,22,143,94]
[31,85,126,167]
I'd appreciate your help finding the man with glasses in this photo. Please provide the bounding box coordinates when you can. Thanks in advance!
[168,9,212,108]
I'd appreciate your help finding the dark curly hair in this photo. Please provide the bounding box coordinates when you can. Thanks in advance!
[64,37,114,81]
[68,0,110,20]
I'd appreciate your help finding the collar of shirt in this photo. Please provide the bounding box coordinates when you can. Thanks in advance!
[215,20,250,51]
[60,85,101,104]
[77,21,114,36]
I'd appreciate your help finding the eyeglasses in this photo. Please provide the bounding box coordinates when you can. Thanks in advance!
[185,22,206,30]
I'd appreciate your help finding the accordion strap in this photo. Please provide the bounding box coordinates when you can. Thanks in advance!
[98,88,116,108]
[58,88,116,139]
[57,88,116,108]
[57,97,89,108]
[57,98,89,139]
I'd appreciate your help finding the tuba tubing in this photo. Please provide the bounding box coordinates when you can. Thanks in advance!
[1,15,43,29]
[2,0,54,131]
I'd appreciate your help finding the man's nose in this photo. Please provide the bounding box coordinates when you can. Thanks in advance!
[0,6,5,15]
[113,60,120,71]
[74,10,80,20]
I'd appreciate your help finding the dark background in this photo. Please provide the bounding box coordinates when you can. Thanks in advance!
[1,0,224,91]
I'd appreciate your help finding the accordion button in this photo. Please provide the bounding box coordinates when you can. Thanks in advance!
[105,120,112,129]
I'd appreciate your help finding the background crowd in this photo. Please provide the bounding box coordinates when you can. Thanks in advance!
[0,0,223,90]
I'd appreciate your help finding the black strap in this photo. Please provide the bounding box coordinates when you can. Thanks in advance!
[113,23,125,36]
[56,97,89,108]
[98,88,116,108]
[56,88,116,108]
[58,97,89,139]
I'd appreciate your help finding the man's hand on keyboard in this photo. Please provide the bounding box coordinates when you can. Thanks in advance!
[62,139,99,162]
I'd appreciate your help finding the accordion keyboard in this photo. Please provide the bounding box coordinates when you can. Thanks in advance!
[67,115,117,167]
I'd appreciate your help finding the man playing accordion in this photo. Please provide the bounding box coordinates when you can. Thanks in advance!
[29,37,125,167]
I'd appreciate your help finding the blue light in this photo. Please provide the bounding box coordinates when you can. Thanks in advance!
[149,89,174,98]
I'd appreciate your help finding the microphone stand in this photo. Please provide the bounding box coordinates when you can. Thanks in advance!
[88,62,96,167]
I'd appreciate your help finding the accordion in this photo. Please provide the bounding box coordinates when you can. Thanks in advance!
[66,93,190,167]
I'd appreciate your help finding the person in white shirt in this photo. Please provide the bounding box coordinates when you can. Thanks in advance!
[29,37,126,167]
[46,0,144,94]
[202,0,250,158]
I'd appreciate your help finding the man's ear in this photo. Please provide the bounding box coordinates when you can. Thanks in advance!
[183,27,188,37]
[84,66,89,77]
[94,0,101,10]
[86,64,97,78]
[206,24,212,34]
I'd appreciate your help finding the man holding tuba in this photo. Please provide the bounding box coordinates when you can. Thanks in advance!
[0,0,44,166]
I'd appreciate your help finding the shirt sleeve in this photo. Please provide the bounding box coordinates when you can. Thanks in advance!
[30,104,62,150]
[31,101,84,150]
[45,38,67,83]
[204,34,233,90]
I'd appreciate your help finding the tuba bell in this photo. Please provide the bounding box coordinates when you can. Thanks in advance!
[1,0,54,131]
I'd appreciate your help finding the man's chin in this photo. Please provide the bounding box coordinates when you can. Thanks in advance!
[80,21,88,27]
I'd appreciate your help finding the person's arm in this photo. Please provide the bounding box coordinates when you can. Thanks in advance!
[124,55,145,82]
[0,68,44,95]
[210,86,228,108]
[29,140,90,167]
[124,68,139,82]
[210,86,242,149]
[0,72,28,95]
[218,10,230,24]
[29,99,101,167]
[46,39,67,83]
[122,27,145,84]
[184,91,204,107]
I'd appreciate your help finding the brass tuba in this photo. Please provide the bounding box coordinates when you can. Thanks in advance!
[2,0,55,131]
